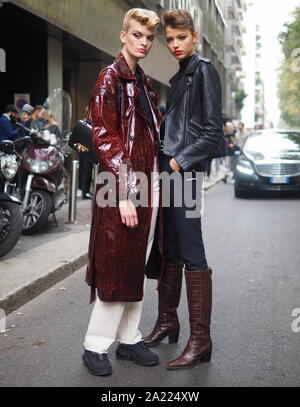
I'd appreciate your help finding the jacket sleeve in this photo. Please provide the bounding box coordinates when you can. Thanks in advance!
[174,62,223,171]
[0,117,19,140]
[91,68,138,200]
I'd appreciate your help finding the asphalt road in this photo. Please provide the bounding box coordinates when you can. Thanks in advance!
[1,183,300,387]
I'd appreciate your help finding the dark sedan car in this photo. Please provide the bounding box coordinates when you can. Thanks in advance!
[233,129,300,197]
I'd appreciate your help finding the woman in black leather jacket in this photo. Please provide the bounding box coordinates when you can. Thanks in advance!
[143,9,224,370]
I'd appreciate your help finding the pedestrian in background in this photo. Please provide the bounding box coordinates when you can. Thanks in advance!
[223,121,236,177]
[78,153,93,199]
[0,104,20,141]
[143,9,223,370]
[19,110,31,123]
[28,105,45,130]
[78,106,93,200]
[235,121,249,149]
[44,110,62,139]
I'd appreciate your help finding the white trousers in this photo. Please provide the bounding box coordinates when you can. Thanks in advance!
[84,158,159,354]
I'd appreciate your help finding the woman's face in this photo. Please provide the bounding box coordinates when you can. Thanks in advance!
[21,112,29,122]
[164,26,198,61]
[120,19,155,61]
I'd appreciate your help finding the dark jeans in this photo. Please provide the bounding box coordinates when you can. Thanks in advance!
[204,158,213,177]
[79,154,93,195]
[160,154,208,271]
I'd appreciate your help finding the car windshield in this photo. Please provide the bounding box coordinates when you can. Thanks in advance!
[244,131,300,161]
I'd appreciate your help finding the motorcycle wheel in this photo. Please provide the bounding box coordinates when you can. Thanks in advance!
[0,201,23,258]
[22,189,52,235]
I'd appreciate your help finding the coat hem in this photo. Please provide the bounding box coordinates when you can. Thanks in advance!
[98,293,144,302]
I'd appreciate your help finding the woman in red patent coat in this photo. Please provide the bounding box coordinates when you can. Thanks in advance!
[82,9,162,376]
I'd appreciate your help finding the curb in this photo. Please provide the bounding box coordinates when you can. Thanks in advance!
[0,253,87,316]
[204,172,227,191]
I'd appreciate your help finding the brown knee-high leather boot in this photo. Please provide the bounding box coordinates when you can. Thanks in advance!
[142,262,183,347]
[166,268,212,370]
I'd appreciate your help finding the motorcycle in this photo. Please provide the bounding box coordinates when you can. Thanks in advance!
[0,140,23,257]
[14,122,69,235]
[10,89,72,235]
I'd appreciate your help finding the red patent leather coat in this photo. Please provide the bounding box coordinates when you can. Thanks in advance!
[85,52,162,303]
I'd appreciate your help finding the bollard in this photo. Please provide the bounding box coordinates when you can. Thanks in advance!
[0,308,5,333]
[68,160,79,223]
[92,164,99,196]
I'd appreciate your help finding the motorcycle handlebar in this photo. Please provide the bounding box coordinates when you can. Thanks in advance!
[15,122,69,155]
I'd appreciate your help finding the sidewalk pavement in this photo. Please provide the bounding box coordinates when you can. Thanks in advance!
[0,169,226,316]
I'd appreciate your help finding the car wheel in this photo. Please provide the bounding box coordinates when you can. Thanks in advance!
[234,185,246,198]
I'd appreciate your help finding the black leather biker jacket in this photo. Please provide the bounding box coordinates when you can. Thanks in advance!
[161,53,224,172]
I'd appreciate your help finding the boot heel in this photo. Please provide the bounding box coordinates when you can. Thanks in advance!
[200,350,212,363]
[168,331,179,344]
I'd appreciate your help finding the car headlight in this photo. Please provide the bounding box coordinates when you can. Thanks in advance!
[0,155,18,179]
[236,158,254,175]
[26,158,55,173]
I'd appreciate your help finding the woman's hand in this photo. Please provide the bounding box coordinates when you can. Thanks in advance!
[169,158,181,172]
[119,199,138,228]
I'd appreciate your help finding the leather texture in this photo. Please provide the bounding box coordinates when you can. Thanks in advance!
[85,52,162,304]
[162,54,224,172]
[167,268,213,369]
[142,261,183,347]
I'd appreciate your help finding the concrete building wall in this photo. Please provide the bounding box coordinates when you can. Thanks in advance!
[241,2,256,129]
[6,0,247,122]
[220,0,247,120]
[48,37,63,95]
[76,61,106,119]
[11,0,177,86]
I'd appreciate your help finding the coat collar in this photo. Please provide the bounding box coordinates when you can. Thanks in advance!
[166,54,207,114]
[114,52,146,81]
[169,53,200,85]
[113,52,160,132]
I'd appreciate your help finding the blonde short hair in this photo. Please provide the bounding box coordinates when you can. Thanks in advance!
[123,8,160,32]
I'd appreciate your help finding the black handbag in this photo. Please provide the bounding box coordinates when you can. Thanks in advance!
[68,106,99,164]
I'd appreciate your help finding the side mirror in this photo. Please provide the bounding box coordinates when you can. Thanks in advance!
[0,140,15,154]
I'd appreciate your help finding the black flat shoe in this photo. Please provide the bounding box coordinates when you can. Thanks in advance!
[82,193,93,200]
[116,341,159,366]
[82,349,112,376]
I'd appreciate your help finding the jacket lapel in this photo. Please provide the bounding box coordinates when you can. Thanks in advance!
[166,54,201,114]
[136,66,160,130]
[166,75,192,114]
[114,52,160,131]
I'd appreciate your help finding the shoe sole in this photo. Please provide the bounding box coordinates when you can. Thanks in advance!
[143,331,179,347]
[166,351,212,370]
[142,340,160,348]
[82,355,112,376]
[116,351,159,366]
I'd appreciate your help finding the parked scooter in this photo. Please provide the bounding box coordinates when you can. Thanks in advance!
[14,122,68,235]
[0,140,23,257]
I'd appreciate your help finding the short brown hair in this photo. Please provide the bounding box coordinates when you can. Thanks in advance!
[163,9,195,33]
[123,8,160,32]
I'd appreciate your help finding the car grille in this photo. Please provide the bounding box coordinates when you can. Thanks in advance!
[254,163,300,177]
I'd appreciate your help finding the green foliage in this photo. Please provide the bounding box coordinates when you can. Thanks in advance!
[235,89,247,112]
[278,6,300,129]
[279,6,300,59]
